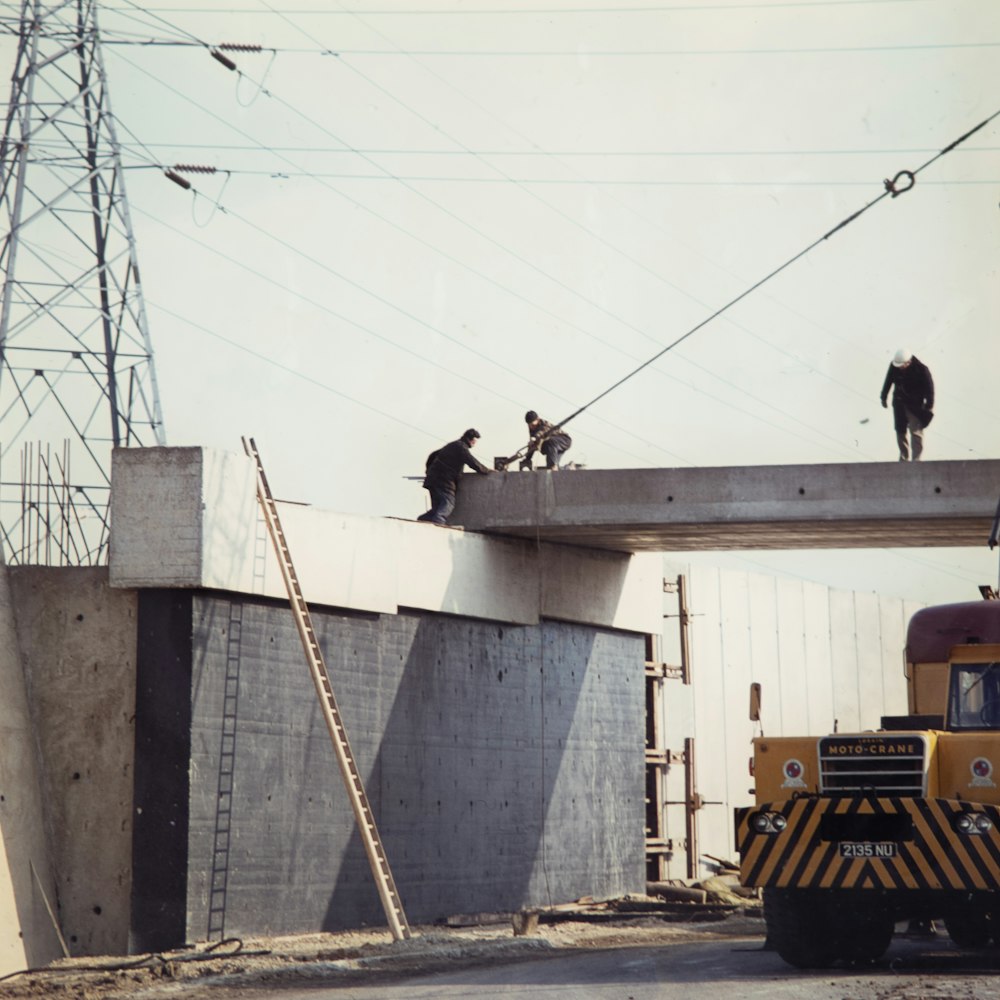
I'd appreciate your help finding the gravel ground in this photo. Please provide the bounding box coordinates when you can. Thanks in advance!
[0,908,765,1000]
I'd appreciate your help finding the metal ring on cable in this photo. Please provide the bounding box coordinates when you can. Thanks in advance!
[883,170,916,197]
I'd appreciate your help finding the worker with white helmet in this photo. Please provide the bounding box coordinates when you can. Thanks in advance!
[880,349,934,461]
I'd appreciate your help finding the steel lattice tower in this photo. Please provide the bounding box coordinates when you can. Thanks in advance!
[0,0,164,565]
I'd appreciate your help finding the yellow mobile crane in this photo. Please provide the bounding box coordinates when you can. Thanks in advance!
[736,597,1000,967]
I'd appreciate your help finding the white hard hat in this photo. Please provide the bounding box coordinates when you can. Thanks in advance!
[892,349,912,367]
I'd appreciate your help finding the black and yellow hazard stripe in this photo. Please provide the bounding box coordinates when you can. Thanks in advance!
[736,797,1000,891]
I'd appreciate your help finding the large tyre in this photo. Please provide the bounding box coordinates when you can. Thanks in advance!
[837,901,894,964]
[763,889,839,968]
[944,909,992,949]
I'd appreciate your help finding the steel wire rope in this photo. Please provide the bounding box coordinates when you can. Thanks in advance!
[130,197,684,466]
[100,50,725,466]
[542,107,1000,437]
[100,50,696,457]
[103,1,206,46]
[100,10,992,461]
[130,157,866,468]
[330,4,1000,443]
[253,6,884,462]
[82,7,902,470]
[151,172,1000,187]
[292,22,883,457]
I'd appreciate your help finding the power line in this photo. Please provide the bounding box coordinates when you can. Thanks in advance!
[326,0,1000,442]
[110,142,1000,157]
[123,166,1000,187]
[90,1,956,16]
[258,5,895,461]
[307,5,999,454]
[106,9,997,464]
[97,5,999,464]
[549,108,1000,434]
[364,42,1000,57]
[128,197,696,467]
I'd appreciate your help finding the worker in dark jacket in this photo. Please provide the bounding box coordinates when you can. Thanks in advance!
[881,349,934,461]
[417,428,492,524]
[520,410,572,470]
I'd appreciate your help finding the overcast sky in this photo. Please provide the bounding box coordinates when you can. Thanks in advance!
[1,0,998,602]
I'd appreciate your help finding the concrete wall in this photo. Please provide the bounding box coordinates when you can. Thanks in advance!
[656,562,922,879]
[9,567,137,957]
[0,445,939,963]
[0,567,64,975]
[131,592,646,950]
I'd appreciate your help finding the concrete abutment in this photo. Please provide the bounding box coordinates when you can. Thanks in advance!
[0,447,935,969]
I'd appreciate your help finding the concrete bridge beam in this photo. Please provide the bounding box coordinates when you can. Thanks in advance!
[452,460,1000,551]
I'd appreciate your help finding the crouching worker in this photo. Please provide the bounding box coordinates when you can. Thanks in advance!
[520,410,572,470]
[417,428,492,525]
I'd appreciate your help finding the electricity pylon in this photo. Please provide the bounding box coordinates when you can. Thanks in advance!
[0,0,164,566]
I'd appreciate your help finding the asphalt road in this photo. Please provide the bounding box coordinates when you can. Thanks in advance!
[248,933,1000,1000]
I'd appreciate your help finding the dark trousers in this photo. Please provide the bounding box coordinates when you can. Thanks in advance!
[417,485,455,524]
[541,438,570,469]
[893,404,924,461]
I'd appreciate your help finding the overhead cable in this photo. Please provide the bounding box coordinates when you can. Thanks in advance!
[103,11,995,461]
[550,107,1000,434]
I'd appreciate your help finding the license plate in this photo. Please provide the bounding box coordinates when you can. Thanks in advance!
[839,841,897,859]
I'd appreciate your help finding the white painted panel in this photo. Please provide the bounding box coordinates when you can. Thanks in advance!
[540,549,661,635]
[775,577,809,736]
[689,565,729,870]
[855,591,887,728]
[277,507,401,615]
[200,447,258,595]
[829,590,861,732]
[397,523,539,624]
[879,598,911,718]
[747,575,782,730]
[802,581,835,734]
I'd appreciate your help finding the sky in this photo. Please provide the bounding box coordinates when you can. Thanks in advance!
[1,0,998,602]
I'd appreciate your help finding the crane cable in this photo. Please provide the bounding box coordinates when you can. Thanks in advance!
[536,107,1000,450]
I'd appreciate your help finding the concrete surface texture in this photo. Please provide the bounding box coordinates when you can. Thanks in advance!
[10,567,138,957]
[130,592,646,950]
[450,459,1000,550]
[0,564,64,975]
[109,446,662,633]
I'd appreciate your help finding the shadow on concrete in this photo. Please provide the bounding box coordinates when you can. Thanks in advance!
[321,611,645,930]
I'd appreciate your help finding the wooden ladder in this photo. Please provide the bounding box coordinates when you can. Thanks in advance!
[242,437,411,941]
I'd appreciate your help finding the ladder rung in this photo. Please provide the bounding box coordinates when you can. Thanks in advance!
[248,438,410,940]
